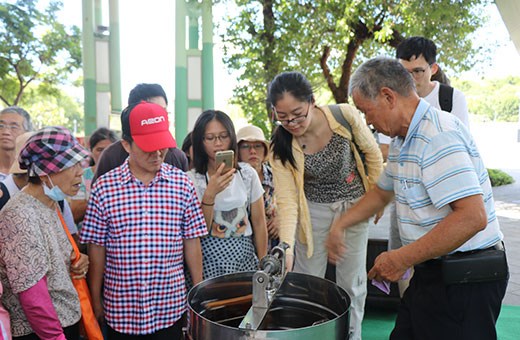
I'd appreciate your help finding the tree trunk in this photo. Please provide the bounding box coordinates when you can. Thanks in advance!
[262,0,278,120]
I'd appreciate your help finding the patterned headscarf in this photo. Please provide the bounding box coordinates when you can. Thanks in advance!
[19,126,90,176]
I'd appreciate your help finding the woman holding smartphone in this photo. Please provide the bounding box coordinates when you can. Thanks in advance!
[188,110,268,280]
[267,72,383,340]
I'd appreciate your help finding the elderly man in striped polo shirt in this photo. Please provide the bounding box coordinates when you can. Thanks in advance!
[327,57,508,340]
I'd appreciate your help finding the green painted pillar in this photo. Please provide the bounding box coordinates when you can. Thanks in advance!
[82,0,97,135]
[189,15,198,49]
[201,0,214,110]
[175,0,188,142]
[109,0,122,113]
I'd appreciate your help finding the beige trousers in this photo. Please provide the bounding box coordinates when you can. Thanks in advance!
[294,199,369,340]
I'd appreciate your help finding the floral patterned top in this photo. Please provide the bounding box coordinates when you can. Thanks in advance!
[0,192,81,337]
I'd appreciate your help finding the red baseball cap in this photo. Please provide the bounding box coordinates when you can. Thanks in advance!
[122,101,177,152]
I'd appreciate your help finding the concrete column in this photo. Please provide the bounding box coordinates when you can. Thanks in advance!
[94,0,103,27]
[175,0,188,142]
[109,0,122,113]
[201,0,214,110]
[82,0,97,135]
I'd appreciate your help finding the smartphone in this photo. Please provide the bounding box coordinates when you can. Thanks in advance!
[215,150,235,172]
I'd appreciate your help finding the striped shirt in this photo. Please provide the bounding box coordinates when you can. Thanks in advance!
[80,160,207,335]
[378,99,502,252]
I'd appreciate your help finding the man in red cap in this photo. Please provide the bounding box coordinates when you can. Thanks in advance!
[81,101,207,340]
[92,83,188,183]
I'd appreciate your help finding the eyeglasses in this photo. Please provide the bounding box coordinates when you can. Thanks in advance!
[0,123,22,132]
[203,132,230,143]
[408,66,430,78]
[239,143,265,151]
[273,103,311,126]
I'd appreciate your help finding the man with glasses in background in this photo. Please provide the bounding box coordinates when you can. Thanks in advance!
[396,36,469,127]
[0,106,33,180]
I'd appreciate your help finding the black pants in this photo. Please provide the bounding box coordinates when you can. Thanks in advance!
[14,322,79,340]
[106,316,184,340]
[390,261,508,340]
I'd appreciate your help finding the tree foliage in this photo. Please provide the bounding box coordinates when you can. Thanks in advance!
[221,0,491,132]
[453,76,520,122]
[20,84,84,133]
[0,0,81,106]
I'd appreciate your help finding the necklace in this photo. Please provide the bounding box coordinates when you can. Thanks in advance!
[296,136,307,150]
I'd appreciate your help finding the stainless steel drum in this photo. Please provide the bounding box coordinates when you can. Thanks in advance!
[187,271,350,340]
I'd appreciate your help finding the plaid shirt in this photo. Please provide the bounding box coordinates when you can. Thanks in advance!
[80,160,207,335]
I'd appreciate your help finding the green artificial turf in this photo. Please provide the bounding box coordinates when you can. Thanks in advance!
[362,304,520,340]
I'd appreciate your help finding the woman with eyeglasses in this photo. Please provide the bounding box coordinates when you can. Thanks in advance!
[188,110,268,280]
[237,125,279,250]
[267,71,383,340]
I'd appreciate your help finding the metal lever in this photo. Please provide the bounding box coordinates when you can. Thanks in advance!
[239,242,290,331]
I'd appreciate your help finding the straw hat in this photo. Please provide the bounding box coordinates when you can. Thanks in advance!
[9,132,34,174]
[236,125,269,151]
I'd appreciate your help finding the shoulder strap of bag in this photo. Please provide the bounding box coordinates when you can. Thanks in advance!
[438,83,454,112]
[56,207,80,263]
[329,104,367,167]
[56,207,104,340]
[329,104,353,135]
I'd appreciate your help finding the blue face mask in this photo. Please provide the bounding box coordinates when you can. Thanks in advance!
[43,177,68,202]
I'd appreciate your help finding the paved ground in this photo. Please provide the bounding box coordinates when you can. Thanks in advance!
[493,169,520,305]
[472,122,520,306]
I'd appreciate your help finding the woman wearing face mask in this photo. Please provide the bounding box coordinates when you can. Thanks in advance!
[188,110,268,280]
[267,72,383,340]
[0,126,90,340]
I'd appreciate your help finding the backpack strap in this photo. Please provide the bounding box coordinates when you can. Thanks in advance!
[438,83,454,112]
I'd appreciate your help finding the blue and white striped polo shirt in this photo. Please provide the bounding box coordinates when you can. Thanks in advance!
[378,99,502,252]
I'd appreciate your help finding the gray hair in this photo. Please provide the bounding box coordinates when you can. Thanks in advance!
[349,57,416,100]
[0,106,33,131]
